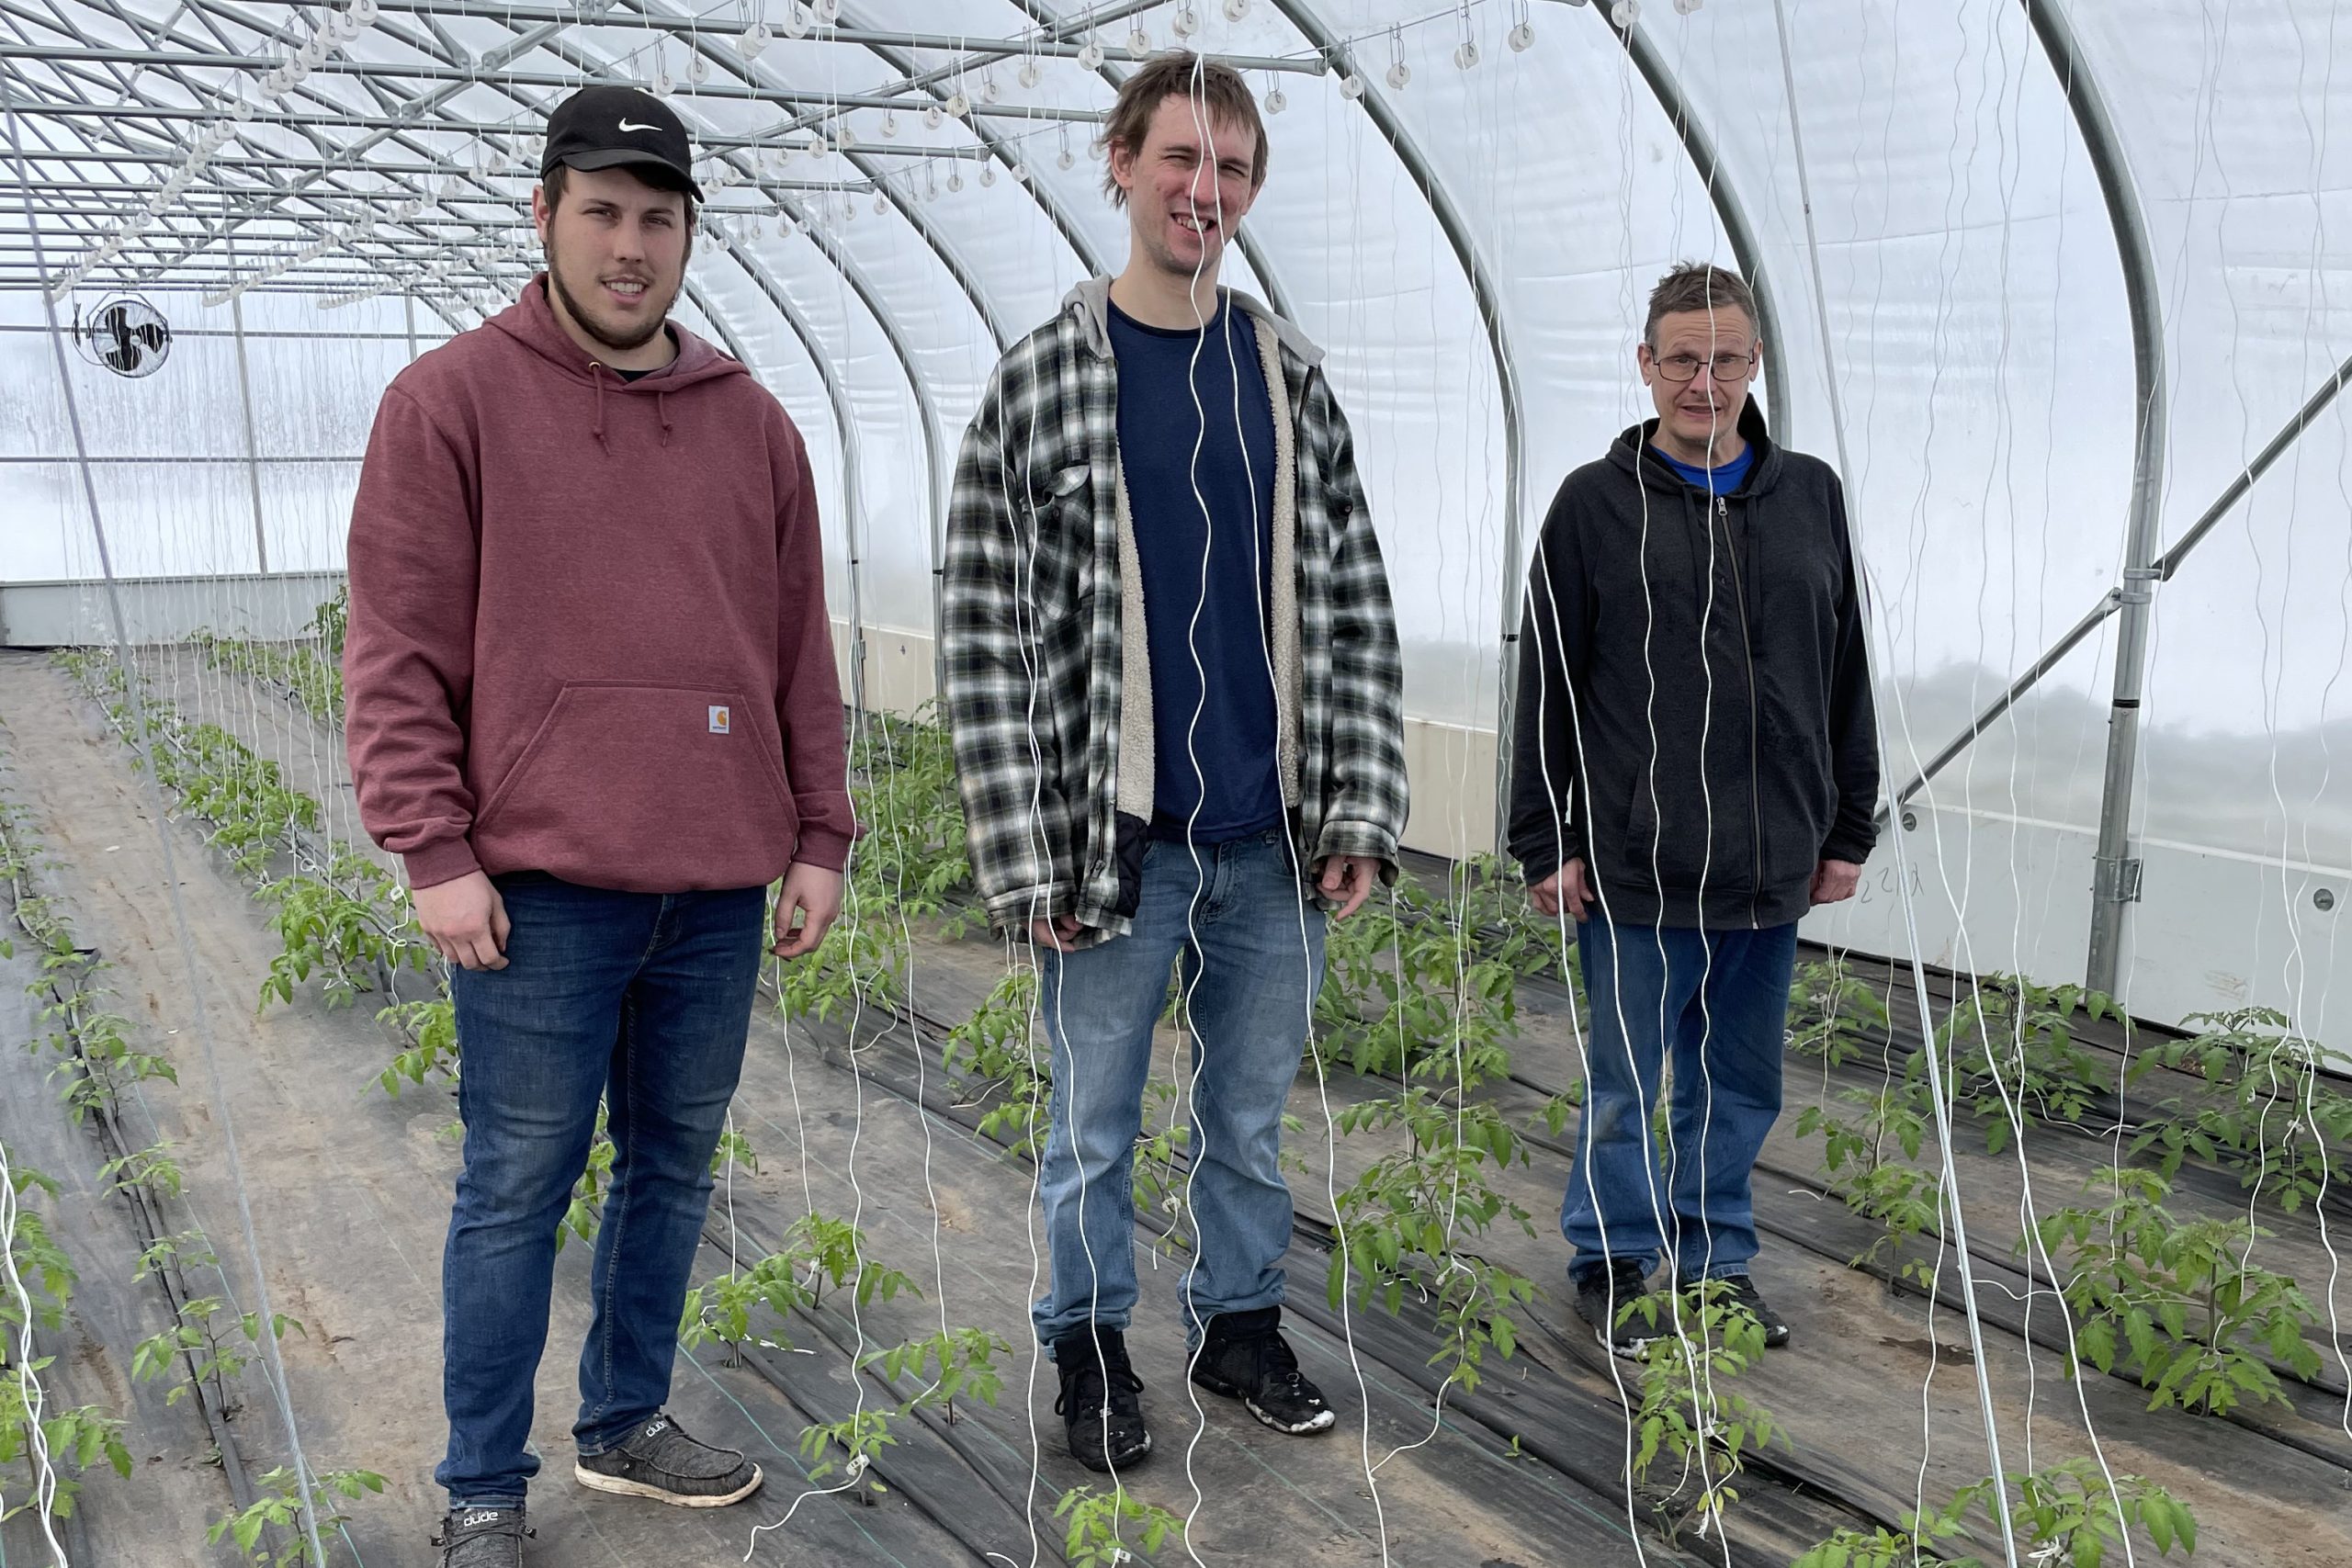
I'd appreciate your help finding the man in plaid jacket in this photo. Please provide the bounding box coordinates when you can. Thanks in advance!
[941,53,1408,1472]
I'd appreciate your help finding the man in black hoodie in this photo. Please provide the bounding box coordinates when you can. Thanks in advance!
[1507,263,1879,1357]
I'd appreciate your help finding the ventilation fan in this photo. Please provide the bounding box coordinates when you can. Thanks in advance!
[73,293,173,378]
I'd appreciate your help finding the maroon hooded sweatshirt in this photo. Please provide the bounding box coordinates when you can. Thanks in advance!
[343,275,854,894]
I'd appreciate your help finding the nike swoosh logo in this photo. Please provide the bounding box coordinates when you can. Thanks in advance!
[618,118,659,132]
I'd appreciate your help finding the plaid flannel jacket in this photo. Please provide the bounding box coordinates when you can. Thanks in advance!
[942,280,1408,943]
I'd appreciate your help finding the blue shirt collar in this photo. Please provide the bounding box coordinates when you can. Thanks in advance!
[1652,442,1754,496]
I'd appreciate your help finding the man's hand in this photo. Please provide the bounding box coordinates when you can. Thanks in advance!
[1530,858,1592,922]
[773,863,845,959]
[1027,915,1083,953]
[415,871,510,971]
[1317,854,1380,921]
[1811,859,1862,907]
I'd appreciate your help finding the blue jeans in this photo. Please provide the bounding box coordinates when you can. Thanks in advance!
[1562,919,1798,1284]
[436,873,766,1507]
[1033,829,1324,1347]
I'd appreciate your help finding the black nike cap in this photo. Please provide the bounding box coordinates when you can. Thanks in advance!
[542,85,704,201]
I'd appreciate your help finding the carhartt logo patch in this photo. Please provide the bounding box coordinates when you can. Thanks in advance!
[708,705,730,735]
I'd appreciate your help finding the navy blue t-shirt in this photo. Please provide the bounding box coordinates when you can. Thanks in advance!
[1107,298,1285,844]
[1654,441,1755,495]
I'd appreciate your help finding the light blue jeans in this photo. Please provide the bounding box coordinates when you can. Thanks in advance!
[1032,829,1325,1347]
[1563,919,1799,1285]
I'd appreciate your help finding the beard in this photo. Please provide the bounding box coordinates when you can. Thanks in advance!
[543,230,679,353]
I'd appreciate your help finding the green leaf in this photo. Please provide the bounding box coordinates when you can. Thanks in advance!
[2145,1498,2175,1554]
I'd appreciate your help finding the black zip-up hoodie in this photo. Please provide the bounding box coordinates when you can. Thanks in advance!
[1507,402,1879,929]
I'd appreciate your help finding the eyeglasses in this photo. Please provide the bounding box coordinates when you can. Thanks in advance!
[1652,350,1758,384]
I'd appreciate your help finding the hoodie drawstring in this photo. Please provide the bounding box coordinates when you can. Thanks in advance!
[585,361,674,452]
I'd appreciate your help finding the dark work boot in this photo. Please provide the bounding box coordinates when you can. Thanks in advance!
[1189,1306,1338,1435]
[1053,1325,1152,1472]
[1574,1258,1662,1359]
[1672,1272,1792,1348]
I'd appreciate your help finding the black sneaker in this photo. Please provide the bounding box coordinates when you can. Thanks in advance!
[573,1413,763,1507]
[435,1505,531,1568]
[1574,1258,1661,1360]
[1054,1326,1152,1472]
[1676,1272,1792,1348]
[1189,1306,1338,1436]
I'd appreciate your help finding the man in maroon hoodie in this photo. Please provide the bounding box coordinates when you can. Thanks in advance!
[342,86,854,1568]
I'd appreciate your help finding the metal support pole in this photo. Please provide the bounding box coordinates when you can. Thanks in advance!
[228,256,272,574]
[2147,347,2352,582]
[403,289,418,362]
[2019,1,2168,994]
[1884,589,2122,818]
[1883,350,2352,819]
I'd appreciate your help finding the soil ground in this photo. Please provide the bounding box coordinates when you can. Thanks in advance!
[2,647,2346,1566]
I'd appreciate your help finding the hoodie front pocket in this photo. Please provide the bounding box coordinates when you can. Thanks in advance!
[472,682,797,884]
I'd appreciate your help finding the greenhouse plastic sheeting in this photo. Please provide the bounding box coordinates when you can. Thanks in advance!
[2,0,2349,1038]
